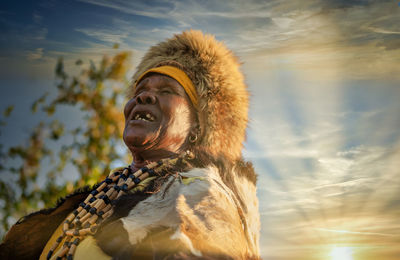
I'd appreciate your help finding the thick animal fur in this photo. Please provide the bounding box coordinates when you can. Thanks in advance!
[0,189,90,259]
[0,150,259,259]
[95,152,259,259]
[116,166,259,259]
[129,30,249,161]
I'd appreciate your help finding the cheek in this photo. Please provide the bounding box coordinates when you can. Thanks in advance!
[123,99,136,119]
[166,102,192,137]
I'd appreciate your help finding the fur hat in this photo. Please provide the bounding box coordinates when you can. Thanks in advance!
[129,30,249,161]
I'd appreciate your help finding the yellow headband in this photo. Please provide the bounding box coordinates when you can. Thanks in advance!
[135,66,198,108]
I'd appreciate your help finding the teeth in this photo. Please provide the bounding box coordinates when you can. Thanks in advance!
[146,114,155,121]
[133,113,154,121]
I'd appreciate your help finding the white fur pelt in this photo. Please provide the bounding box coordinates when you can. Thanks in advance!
[121,166,260,259]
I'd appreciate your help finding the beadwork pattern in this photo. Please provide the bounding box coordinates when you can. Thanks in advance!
[46,152,192,260]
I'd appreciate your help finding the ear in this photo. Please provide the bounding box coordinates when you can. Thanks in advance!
[188,123,200,144]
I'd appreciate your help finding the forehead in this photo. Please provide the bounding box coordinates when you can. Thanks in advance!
[135,73,183,92]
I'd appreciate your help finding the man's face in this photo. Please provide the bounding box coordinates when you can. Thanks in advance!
[123,73,196,154]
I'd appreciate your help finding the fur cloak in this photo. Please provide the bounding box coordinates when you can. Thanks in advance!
[0,152,259,259]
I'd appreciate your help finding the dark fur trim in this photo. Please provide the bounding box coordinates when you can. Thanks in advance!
[0,187,92,259]
[15,186,93,225]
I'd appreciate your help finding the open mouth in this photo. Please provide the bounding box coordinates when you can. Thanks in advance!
[132,111,155,122]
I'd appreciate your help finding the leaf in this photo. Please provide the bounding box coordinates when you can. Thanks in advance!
[3,105,14,117]
[107,52,131,80]
[0,51,132,238]
[55,57,67,80]
[45,105,55,116]
[31,93,48,113]
[50,120,65,140]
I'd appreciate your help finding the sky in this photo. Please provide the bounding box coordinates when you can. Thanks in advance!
[1,0,400,259]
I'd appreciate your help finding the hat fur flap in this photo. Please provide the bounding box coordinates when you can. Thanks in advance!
[130,30,249,160]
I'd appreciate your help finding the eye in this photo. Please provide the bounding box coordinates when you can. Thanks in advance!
[160,88,173,95]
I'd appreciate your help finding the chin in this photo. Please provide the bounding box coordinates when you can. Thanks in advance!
[123,129,157,151]
[124,135,149,149]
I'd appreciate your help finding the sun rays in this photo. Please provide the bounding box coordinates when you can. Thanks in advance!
[0,0,399,258]
[245,50,400,259]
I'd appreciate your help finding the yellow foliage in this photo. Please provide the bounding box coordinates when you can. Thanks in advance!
[0,51,132,238]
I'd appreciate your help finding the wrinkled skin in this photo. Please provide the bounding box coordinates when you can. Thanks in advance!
[123,73,197,170]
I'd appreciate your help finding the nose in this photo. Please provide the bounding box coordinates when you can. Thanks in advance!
[136,91,156,105]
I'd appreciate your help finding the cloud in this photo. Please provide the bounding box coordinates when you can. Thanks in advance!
[68,0,400,80]
[315,228,399,237]
[75,28,129,44]
[77,0,175,18]
[254,131,400,257]
[31,27,48,40]
[367,27,400,35]
[1,1,399,258]
[33,13,42,24]
[242,66,400,258]
[27,48,44,60]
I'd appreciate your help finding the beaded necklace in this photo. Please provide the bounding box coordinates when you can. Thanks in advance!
[46,151,193,260]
